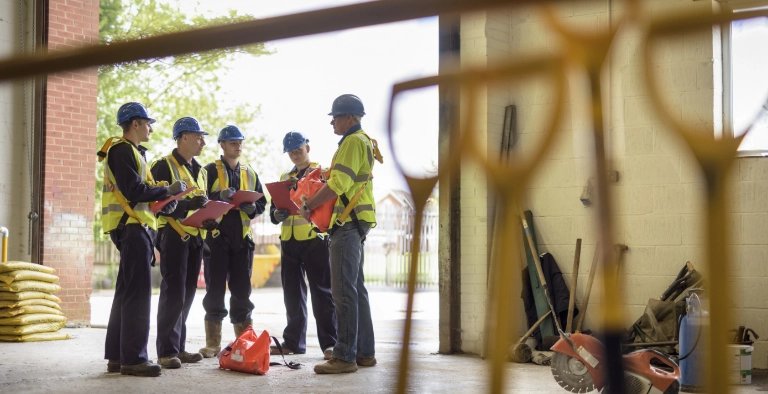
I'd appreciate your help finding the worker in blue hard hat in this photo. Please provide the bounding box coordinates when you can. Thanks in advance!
[150,116,210,369]
[268,130,338,360]
[302,94,383,374]
[102,102,186,377]
[197,125,267,358]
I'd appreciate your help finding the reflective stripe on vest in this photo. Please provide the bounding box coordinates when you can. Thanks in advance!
[329,131,377,227]
[156,155,207,238]
[101,140,158,233]
[210,160,258,239]
[278,164,321,241]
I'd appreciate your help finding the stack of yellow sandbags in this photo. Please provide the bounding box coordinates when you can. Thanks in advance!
[0,261,69,342]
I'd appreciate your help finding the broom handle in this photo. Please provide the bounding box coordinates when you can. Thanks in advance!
[575,243,600,333]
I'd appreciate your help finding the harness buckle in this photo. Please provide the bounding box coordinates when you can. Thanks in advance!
[181,234,191,242]
[212,229,221,238]
[334,219,345,227]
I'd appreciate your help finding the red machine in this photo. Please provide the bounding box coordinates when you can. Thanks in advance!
[550,333,680,394]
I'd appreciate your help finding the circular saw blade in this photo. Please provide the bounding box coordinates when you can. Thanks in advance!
[551,352,597,393]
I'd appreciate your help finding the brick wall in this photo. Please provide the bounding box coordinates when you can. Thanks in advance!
[42,0,99,324]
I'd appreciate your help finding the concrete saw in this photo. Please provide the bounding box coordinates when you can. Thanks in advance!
[550,333,681,394]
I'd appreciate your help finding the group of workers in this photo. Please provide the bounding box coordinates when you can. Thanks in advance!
[100,94,379,377]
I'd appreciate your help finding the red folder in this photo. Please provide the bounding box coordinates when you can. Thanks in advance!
[181,200,234,228]
[265,180,300,216]
[229,190,264,210]
[150,187,197,214]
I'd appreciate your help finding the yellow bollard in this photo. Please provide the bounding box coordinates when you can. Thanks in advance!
[1,227,8,262]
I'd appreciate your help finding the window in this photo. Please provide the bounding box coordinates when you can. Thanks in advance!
[724,2,768,154]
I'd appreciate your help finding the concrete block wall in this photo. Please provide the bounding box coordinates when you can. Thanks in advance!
[0,0,35,260]
[459,0,768,355]
[42,0,99,323]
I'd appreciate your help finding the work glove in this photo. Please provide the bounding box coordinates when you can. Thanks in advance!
[273,209,290,222]
[240,203,257,215]
[159,200,178,215]
[188,195,209,210]
[166,180,187,197]
[201,219,218,231]
[219,187,236,202]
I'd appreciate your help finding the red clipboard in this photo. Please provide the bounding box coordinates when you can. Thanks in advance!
[265,180,300,215]
[229,190,264,210]
[181,200,234,228]
[150,187,198,214]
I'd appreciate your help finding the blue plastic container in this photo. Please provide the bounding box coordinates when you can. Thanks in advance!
[680,289,708,393]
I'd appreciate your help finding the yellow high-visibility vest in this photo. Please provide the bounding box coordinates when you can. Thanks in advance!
[210,160,258,240]
[279,163,321,242]
[100,139,160,233]
[155,154,208,238]
[326,130,379,228]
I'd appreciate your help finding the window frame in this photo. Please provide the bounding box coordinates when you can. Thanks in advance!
[720,0,768,156]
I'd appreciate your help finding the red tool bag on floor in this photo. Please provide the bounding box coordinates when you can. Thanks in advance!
[290,168,336,233]
[218,326,301,375]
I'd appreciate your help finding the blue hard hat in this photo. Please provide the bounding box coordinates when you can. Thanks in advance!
[172,117,209,140]
[283,131,309,153]
[116,102,156,125]
[328,94,365,117]
[218,125,246,143]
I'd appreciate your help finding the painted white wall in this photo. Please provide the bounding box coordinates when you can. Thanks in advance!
[0,0,33,261]
[459,0,768,362]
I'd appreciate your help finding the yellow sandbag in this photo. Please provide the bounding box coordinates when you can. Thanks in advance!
[0,261,56,274]
[0,313,67,326]
[0,331,70,342]
[0,281,62,293]
[0,305,64,318]
[0,321,65,335]
[0,270,59,285]
[0,298,61,310]
[0,291,62,303]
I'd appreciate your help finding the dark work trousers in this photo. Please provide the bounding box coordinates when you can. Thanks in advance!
[155,225,204,358]
[104,224,156,366]
[280,236,337,353]
[202,233,255,323]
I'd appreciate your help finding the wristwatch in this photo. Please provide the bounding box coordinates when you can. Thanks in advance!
[302,202,311,212]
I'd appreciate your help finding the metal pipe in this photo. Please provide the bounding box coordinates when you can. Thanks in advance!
[1,227,9,262]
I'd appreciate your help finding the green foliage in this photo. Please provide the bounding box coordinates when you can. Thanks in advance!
[94,0,273,238]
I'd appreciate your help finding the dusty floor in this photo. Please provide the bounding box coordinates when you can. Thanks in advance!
[0,287,766,393]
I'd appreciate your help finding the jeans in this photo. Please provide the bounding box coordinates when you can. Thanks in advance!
[330,221,375,363]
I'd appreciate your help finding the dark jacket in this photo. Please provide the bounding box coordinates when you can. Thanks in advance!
[521,252,578,347]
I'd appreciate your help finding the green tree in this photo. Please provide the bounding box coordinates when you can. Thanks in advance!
[95,0,273,238]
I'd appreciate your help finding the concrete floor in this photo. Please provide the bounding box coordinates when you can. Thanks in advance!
[0,287,766,393]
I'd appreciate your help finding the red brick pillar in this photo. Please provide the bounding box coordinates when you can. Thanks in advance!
[42,0,100,324]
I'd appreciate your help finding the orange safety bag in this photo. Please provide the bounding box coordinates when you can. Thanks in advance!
[289,168,336,233]
[217,326,301,375]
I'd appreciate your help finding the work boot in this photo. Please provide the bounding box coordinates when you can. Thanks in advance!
[178,351,203,363]
[157,356,181,369]
[107,360,120,373]
[233,318,253,338]
[120,361,162,377]
[356,356,377,367]
[313,358,358,374]
[199,320,222,358]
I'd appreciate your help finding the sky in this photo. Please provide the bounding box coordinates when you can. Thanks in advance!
[732,17,768,151]
[177,0,439,194]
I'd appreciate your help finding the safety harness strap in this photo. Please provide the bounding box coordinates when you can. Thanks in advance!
[332,132,383,227]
